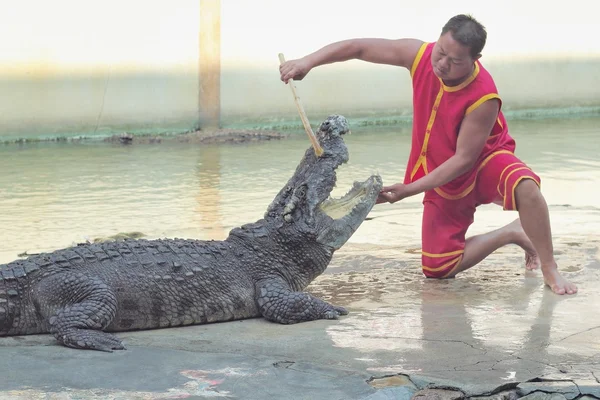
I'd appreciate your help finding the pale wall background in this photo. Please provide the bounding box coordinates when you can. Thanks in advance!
[1,0,598,140]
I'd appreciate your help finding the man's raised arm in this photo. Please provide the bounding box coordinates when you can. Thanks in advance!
[280,38,424,83]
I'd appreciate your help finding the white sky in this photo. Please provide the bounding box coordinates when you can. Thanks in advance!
[0,0,597,74]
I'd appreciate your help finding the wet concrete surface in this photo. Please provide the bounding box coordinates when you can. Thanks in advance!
[0,239,598,399]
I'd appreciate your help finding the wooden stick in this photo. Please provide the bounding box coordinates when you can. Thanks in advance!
[278,53,324,157]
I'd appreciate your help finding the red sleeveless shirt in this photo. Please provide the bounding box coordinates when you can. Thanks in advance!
[404,42,516,200]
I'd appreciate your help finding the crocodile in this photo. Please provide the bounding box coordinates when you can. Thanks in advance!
[0,115,382,352]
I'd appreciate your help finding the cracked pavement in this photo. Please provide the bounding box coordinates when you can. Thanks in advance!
[0,239,598,399]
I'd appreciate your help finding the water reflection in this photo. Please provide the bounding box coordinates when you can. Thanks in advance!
[520,285,560,358]
[194,145,225,240]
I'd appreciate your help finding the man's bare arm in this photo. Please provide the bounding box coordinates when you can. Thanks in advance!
[280,38,424,82]
[308,38,424,68]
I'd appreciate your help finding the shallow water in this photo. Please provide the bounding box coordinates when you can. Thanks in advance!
[1,116,599,264]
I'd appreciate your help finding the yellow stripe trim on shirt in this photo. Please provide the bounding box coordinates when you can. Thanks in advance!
[410,86,444,180]
[466,93,501,115]
[410,42,428,78]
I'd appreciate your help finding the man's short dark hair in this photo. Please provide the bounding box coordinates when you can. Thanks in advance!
[441,14,487,58]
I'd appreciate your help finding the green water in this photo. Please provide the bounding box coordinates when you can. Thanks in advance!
[1,115,599,264]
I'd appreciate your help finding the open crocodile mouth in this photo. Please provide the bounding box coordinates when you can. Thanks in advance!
[318,176,382,220]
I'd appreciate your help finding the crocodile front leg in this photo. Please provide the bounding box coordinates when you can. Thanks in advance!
[33,272,125,352]
[255,278,348,324]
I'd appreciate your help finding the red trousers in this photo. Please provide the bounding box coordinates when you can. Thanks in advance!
[420,152,541,278]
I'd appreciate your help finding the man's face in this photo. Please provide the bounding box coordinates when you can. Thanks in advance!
[431,32,479,83]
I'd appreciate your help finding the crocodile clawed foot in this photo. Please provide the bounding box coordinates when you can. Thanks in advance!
[57,329,126,352]
[323,305,349,320]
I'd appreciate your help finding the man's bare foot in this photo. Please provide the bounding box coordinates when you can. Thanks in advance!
[542,262,578,295]
[507,218,540,270]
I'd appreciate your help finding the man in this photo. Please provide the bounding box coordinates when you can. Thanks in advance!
[279,14,577,295]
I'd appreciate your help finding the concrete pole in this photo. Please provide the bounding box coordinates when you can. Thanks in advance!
[198,0,221,130]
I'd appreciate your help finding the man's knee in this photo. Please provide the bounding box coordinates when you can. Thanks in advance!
[492,157,541,211]
[514,178,543,210]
